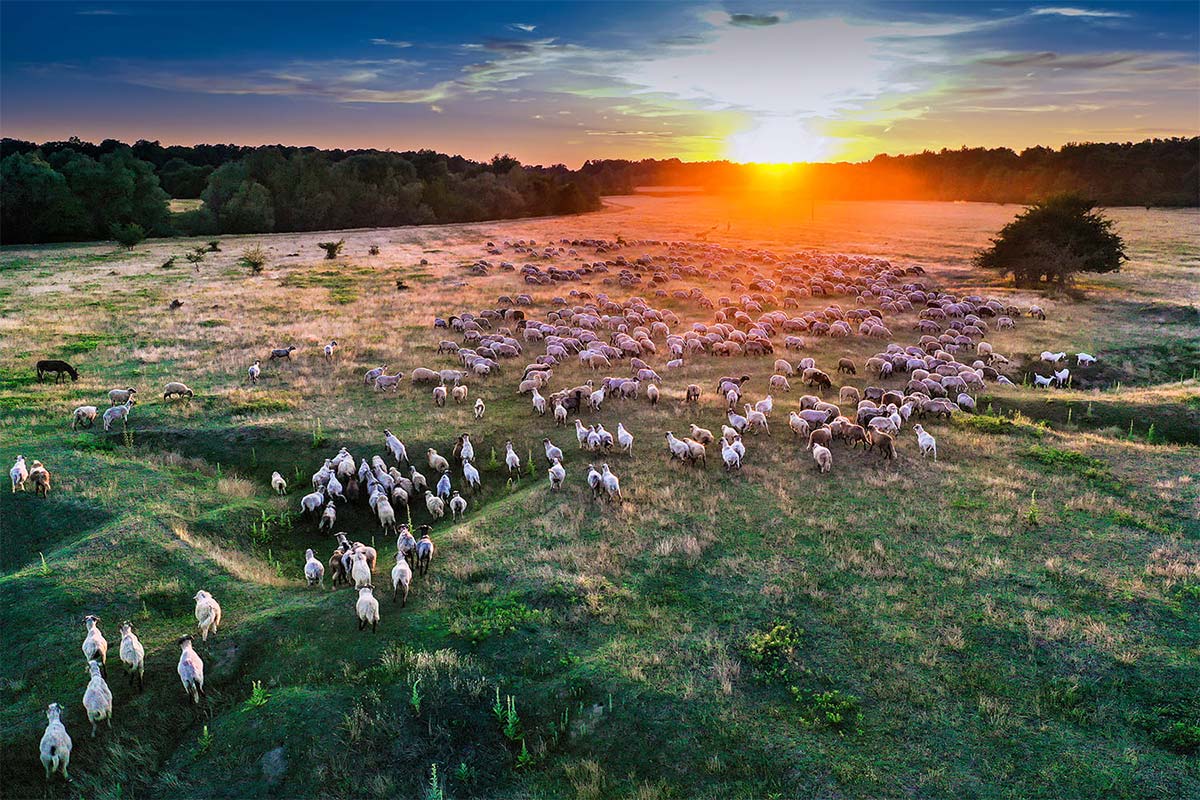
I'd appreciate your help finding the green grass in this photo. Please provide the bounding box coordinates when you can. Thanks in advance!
[1,206,1197,800]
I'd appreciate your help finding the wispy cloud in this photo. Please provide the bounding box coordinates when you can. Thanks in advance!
[507,23,537,33]
[729,13,781,28]
[76,8,126,15]
[370,38,412,48]
[1031,7,1131,19]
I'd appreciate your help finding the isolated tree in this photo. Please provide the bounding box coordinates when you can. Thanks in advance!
[975,193,1127,289]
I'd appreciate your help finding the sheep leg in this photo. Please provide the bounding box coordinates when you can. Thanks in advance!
[371,620,377,634]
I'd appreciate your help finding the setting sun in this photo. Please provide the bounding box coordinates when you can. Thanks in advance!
[726,118,832,164]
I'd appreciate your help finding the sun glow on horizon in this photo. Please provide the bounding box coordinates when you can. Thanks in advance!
[726,117,834,165]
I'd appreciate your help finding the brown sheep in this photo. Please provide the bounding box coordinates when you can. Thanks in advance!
[685,384,701,405]
[808,427,833,448]
[843,425,869,449]
[869,430,897,461]
[837,358,856,375]
[30,461,51,497]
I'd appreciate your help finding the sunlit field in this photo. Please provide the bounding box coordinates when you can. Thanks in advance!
[1,195,1197,799]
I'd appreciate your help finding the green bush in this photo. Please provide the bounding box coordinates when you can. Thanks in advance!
[743,622,802,682]
[792,688,864,737]
[240,244,269,274]
[111,222,146,248]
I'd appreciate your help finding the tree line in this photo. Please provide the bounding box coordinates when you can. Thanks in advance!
[0,139,600,245]
[580,138,1199,207]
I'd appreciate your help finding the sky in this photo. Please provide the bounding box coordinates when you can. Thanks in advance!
[1,1,1197,165]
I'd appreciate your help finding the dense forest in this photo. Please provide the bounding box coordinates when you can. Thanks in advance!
[582,138,1200,207]
[0,139,599,244]
[1,136,1195,244]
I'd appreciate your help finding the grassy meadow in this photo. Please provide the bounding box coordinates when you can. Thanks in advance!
[0,196,1197,799]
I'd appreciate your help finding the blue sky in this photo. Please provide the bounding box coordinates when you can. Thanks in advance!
[2,1,1197,164]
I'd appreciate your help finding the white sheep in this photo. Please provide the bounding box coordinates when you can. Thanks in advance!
[754,395,774,417]
[72,405,98,430]
[118,621,145,692]
[452,384,468,404]
[108,387,137,406]
[474,398,486,419]
[743,405,770,435]
[300,490,324,517]
[913,424,937,460]
[600,463,621,501]
[433,385,448,407]
[543,438,564,463]
[586,464,602,498]
[416,531,435,576]
[428,448,450,473]
[553,402,567,425]
[721,439,742,472]
[10,455,28,492]
[812,442,833,474]
[460,434,475,464]
[1040,351,1066,363]
[425,493,445,519]
[531,387,547,416]
[1053,367,1070,388]
[505,441,521,474]
[81,615,107,675]
[364,365,387,385]
[305,548,325,587]
[81,661,112,737]
[268,471,287,495]
[176,634,205,704]
[356,586,380,632]
[351,550,373,589]
[450,490,467,520]
[374,373,403,391]
[384,430,408,464]
[319,502,337,533]
[391,554,412,606]
[1076,352,1096,367]
[193,590,222,641]
[39,702,72,781]
[248,361,261,383]
[102,399,133,432]
[617,423,634,455]
[463,461,481,491]
[1033,374,1053,388]
[436,471,452,499]
[548,459,566,490]
[376,497,396,535]
[162,381,194,400]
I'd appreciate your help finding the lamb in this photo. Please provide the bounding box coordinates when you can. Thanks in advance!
[474,398,486,419]
[425,493,445,519]
[72,405,99,430]
[193,590,222,641]
[427,448,450,473]
[364,365,387,385]
[543,438,564,463]
[433,385,448,406]
[913,424,937,460]
[1076,352,1096,367]
[586,464,603,498]
[811,442,833,474]
[324,340,338,361]
[300,491,325,517]
[248,361,261,383]
[177,635,205,703]
[453,384,468,404]
[10,455,28,492]
[548,458,566,490]
[416,529,435,576]
[81,615,108,675]
[727,410,748,433]
[665,432,691,461]
[463,460,481,491]
[436,471,452,499]
[374,373,404,391]
[787,412,810,440]
[1053,367,1070,388]
[531,387,547,415]
[449,490,468,520]
[646,384,660,405]
[118,622,145,691]
[600,463,622,501]
[743,405,770,435]
[553,401,567,424]
[319,502,337,533]
[505,440,523,474]
[616,423,634,455]
[39,702,72,781]
[304,548,325,587]
[162,381,194,400]
[108,387,137,406]
[391,553,413,605]
[721,438,741,471]
[356,586,381,632]
[1033,373,1053,388]
[81,660,112,736]
[102,399,134,432]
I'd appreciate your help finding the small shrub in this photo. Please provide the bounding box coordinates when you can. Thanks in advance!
[240,245,269,274]
[425,763,444,800]
[451,594,544,642]
[160,256,177,269]
[502,695,523,741]
[311,418,327,449]
[368,245,380,255]
[206,240,221,252]
[1024,490,1041,527]
[409,676,423,716]
[195,724,214,754]
[454,761,476,787]
[241,680,270,711]
[184,250,205,266]
[1026,445,1103,471]
[110,222,146,248]
[793,689,864,737]
[743,622,802,682]
[1154,721,1200,754]
[318,239,345,259]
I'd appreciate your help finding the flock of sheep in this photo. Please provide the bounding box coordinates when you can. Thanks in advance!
[25,232,1098,782]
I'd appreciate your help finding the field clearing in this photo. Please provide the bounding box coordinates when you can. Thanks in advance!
[1,196,1197,799]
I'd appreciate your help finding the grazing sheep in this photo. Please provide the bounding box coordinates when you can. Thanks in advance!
[450,490,467,520]
[808,427,833,448]
[248,361,261,383]
[118,622,145,691]
[356,587,381,632]
[743,405,770,435]
[26,460,47,497]
[837,358,857,375]
[39,702,72,781]
[427,448,450,473]
[1029,305,1046,320]
[108,387,137,406]
[811,442,833,474]
[324,340,338,361]
[770,374,791,392]
[81,661,112,737]
[685,384,701,405]
[72,405,98,430]
[839,386,860,405]
[102,399,134,432]
[269,346,296,360]
[10,455,28,492]
[474,398,486,419]
[647,384,660,405]
[1033,373,1053,388]
[433,385,448,406]
[162,381,194,400]
[193,590,222,642]
[1040,351,1066,363]
[913,424,937,460]
[374,373,404,391]
[453,384,468,404]
[416,529,435,576]
[1076,352,1096,367]
[787,412,810,440]
[176,635,205,704]
[304,548,326,587]
[81,615,107,675]
[548,458,566,489]
[391,554,413,605]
